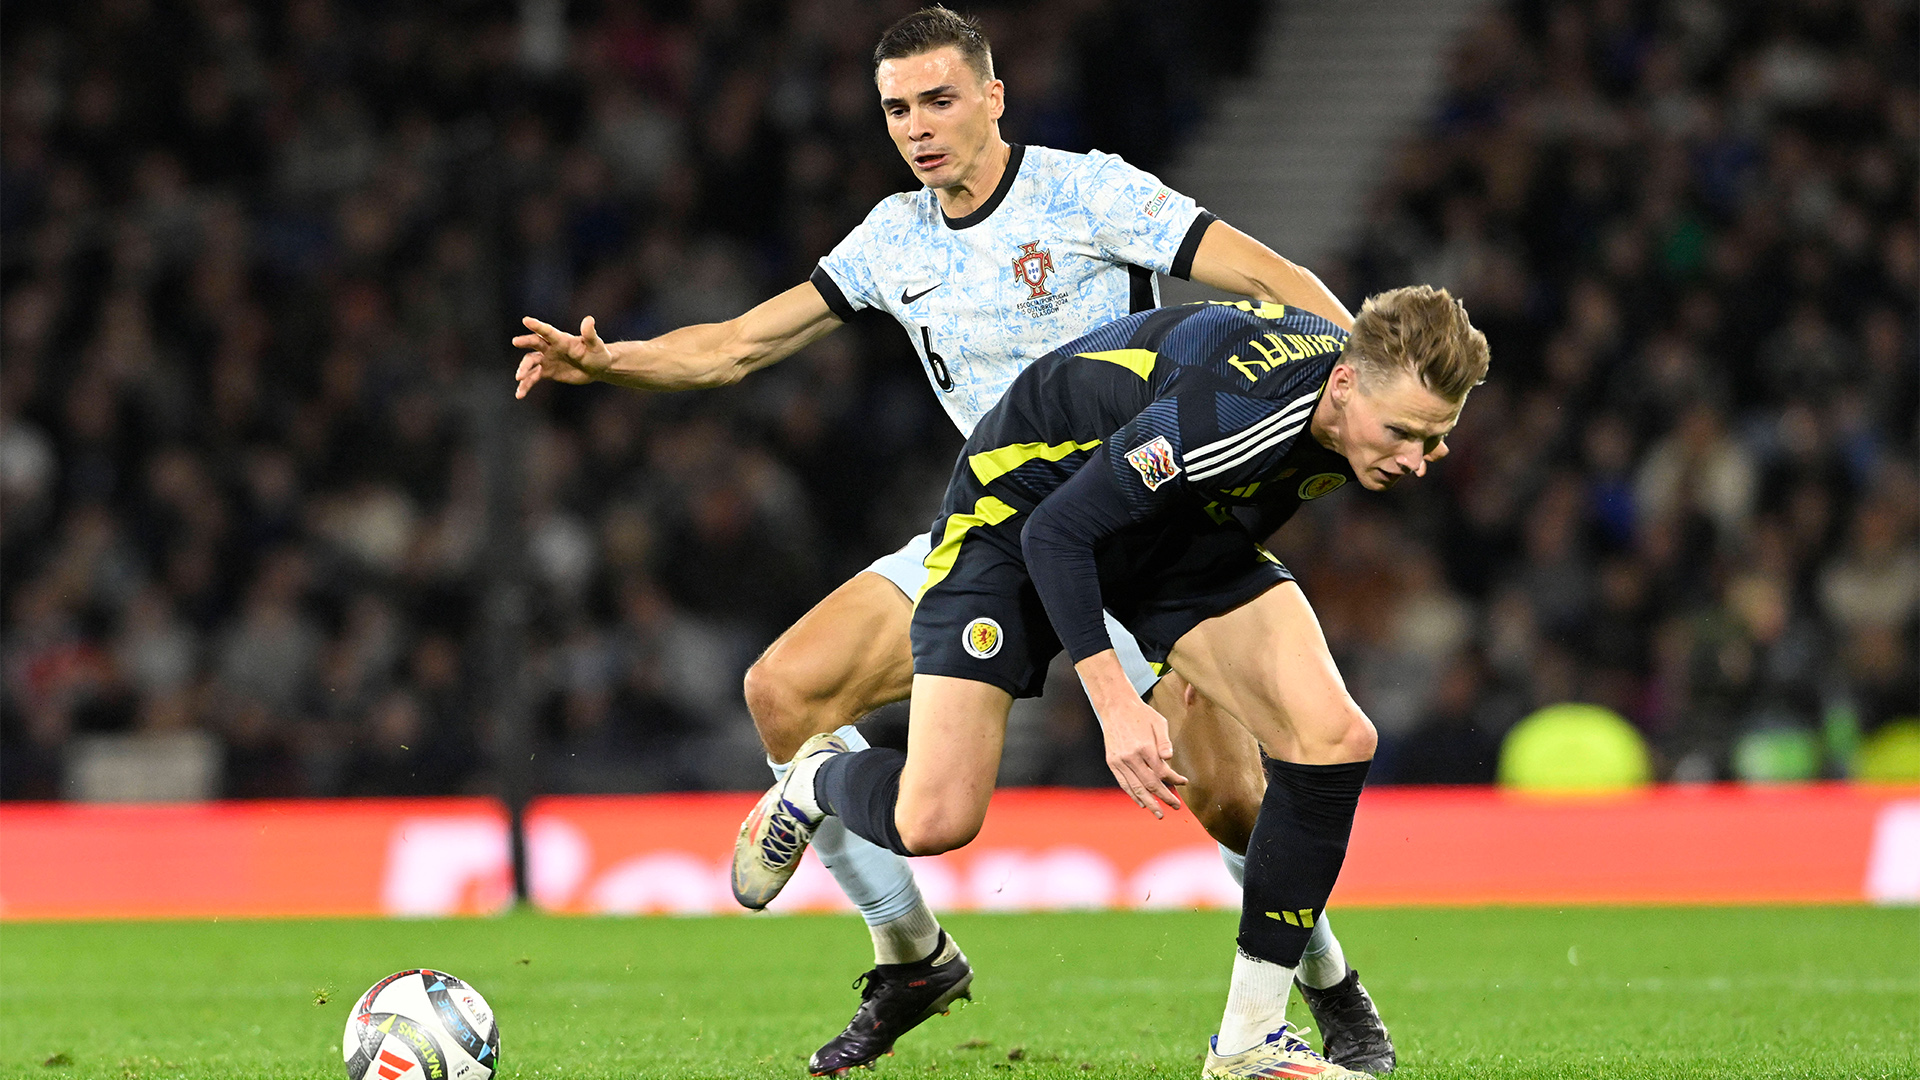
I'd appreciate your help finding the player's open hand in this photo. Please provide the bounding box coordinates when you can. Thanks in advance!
[1098,694,1188,818]
[512,315,611,398]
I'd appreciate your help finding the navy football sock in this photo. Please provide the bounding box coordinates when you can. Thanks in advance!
[1237,757,1370,967]
[814,748,913,856]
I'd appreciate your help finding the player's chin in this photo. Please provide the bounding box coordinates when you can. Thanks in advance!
[1362,470,1403,491]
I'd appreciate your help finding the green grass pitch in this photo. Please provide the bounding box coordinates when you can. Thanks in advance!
[1,906,1913,1079]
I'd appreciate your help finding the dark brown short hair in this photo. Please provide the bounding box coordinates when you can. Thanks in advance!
[873,5,994,83]
[1346,285,1490,402]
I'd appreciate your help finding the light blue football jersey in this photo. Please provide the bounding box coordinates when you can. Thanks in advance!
[810,144,1214,435]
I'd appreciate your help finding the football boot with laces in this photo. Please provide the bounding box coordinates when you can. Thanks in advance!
[809,931,973,1076]
[1202,1022,1374,1079]
[731,732,848,910]
[1298,968,1395,1075]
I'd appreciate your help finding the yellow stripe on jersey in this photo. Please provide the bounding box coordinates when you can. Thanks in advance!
[917,495,1019,602]
[969,439,1103,486]
[1075,348,1159,380]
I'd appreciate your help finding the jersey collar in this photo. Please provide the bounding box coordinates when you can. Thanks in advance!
[940,143,1025,231]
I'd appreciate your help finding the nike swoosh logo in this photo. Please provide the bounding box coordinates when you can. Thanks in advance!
[901,283,943,304]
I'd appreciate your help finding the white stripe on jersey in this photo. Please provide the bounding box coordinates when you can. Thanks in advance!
[1184,394,1318,480]
[1189,419,1312,481]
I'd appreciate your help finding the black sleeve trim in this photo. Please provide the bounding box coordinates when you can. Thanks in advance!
[1170,210,1218,280]
[810,264,860,322]
[1127,265,1155,313]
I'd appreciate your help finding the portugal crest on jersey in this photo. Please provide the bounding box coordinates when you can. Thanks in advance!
[1012,241,1055,298]
[1125,436,1182,491]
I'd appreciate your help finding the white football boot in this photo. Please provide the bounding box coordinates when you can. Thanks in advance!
[1202,1022,1375,1079]
[731,731,849,909]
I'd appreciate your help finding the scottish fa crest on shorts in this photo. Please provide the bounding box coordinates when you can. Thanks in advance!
[1126,436,1182,491]
[963,618,1003,659]
[1298,473,1347,499]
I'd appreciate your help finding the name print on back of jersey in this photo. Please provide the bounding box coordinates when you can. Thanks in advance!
[1013,241,1066,317]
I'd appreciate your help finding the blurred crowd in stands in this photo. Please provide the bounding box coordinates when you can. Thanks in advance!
[0,0,1258,798]
[0,0,1912,801]
[1326,0,1917,783]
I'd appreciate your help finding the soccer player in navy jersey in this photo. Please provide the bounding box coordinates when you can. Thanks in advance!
[513,6,1390,1074]
[735,287,1487,1079]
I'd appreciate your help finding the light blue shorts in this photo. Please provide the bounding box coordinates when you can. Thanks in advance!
[867,533,1163,697]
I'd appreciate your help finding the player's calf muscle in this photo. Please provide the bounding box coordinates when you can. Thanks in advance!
[1184,772,1261,855]
[1155,678,1263,854]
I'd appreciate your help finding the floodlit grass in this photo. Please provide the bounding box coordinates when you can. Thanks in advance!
[1,906,1913,1078]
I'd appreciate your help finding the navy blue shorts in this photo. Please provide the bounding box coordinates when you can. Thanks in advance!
[910,506,1294,699]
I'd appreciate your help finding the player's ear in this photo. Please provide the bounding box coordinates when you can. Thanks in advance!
[986,78,1005,121]
[1328,363,1357,403]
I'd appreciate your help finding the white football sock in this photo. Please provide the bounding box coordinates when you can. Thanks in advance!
[1217,949,1298,1056]
[770,725,942,956]
[868,902,943,965]
[1218,844,1346,991]
[1296,911,1348,989]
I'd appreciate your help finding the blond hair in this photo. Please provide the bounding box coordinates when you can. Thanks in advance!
[1344,285,1489,402]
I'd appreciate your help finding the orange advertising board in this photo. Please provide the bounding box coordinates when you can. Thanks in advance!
[0,799,512,920]
[1,786,1915,920]
[1336,785,1919,905]
[524,785,1920,916]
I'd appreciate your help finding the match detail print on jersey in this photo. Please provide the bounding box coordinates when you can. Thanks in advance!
[1012,242,1054,297]
[1012,241,1061,316]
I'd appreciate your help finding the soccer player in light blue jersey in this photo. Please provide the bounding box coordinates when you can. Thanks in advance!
[513,7,1392,1075]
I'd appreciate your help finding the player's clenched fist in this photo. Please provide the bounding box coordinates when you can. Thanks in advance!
[512,315,611,398]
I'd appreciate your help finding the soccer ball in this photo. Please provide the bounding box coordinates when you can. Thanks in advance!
[342,969,500,1080]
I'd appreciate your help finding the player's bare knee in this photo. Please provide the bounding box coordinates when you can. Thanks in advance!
[896,805,984,856]
[1283,700,1376,765]
[742,658,816,762]
[1329,705,1378,762]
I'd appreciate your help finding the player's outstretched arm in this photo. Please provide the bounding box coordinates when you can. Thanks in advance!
[512,281,842,398]
[1187,220,1355,330]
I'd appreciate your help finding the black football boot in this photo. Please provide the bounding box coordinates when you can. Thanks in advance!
[1299,968,1396,1075]
[808,932,973,1076]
